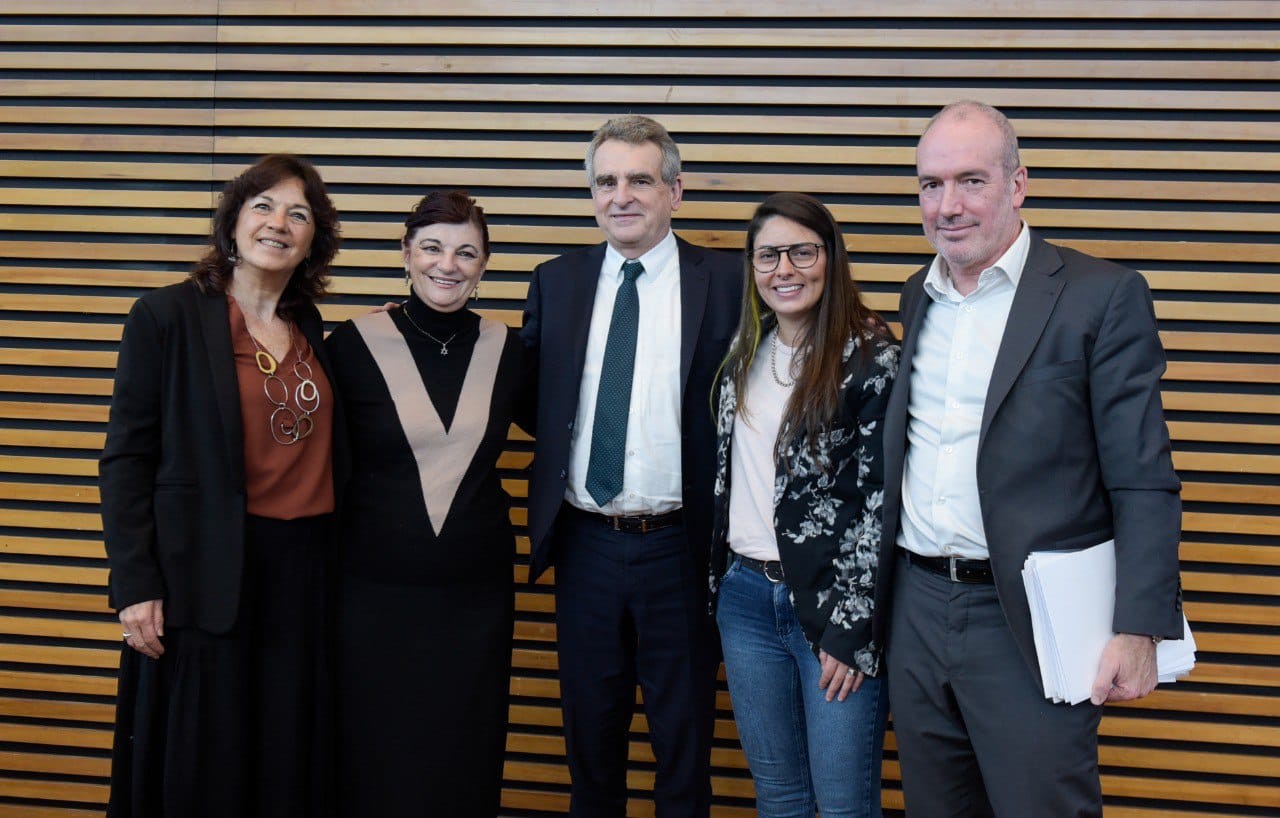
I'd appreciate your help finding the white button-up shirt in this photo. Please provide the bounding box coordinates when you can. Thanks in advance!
[898,224,1031,559]
[565,230,683,515]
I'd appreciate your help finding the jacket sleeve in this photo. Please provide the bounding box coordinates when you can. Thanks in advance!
[515,261,545,437]
[818,337,899,674]
[1089,271,1183,639]
[98,298,168,611]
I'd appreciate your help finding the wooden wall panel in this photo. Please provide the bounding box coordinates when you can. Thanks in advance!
[0,3,1276,816]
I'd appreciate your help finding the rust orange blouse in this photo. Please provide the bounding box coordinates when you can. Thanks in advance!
[228,296,335,519]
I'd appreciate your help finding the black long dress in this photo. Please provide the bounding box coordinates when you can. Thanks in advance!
[326,294,528,817]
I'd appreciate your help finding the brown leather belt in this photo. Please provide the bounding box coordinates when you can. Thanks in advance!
[898,547,994,584]
[566,505,683,535]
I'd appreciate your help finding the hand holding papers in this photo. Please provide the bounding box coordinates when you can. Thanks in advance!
[1022,540,1195,705]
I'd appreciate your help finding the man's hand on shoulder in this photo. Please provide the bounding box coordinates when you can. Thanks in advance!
[1090,632,1158,705]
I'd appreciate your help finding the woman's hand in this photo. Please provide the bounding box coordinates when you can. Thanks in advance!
[119,599,166,659]
[818,649,864,702]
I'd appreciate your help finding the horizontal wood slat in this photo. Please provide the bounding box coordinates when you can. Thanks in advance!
[0,25,1257,49]
[2,4,1276,817]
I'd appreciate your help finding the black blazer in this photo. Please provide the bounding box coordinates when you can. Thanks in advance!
[99,280,348,634]
[520,236,742,581]
[875,233,1184,682]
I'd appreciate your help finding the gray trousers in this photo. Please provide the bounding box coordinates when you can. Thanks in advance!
[886,551,1103,818]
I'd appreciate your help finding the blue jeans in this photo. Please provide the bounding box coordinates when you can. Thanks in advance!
[716,557,888,818]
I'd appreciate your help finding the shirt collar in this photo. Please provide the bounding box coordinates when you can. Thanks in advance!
[924,221,1031,303]
[603,229,678,282]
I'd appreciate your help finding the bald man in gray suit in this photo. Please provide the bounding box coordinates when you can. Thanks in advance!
[875,101,1184,817]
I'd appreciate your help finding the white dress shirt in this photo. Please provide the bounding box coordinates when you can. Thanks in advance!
[565,230,683,515]
[898,223,1031,560]
[727,330,794,562]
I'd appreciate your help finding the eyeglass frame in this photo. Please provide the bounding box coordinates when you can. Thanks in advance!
[748,242,825,273]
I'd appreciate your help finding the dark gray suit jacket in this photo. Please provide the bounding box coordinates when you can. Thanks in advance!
[875,232,1184,682]
[520,236,742,583]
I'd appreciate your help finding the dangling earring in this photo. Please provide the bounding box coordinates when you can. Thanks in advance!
[404,268,411,287]
[471,282,480,300]
[228,244,241,265]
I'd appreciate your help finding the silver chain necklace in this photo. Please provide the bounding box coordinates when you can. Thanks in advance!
[770,331,797,388]
[400,302,460,356]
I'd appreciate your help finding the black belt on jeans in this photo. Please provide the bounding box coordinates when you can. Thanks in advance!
[898,547,994,584]
[566,505,683,534]
[735,554,785,583]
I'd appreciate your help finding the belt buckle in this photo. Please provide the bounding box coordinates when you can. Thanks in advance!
[763,562,785,583]
[949,558,960,583]
[609,515,651,534]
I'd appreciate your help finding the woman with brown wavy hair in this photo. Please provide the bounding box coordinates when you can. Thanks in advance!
[708,192,898,817]
[100,154,345,817]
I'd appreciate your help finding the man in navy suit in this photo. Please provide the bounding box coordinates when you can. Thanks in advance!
[521,115,741,817]
[876,100,1184,817]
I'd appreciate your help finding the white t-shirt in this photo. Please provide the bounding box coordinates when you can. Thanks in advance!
[727,330,796,562]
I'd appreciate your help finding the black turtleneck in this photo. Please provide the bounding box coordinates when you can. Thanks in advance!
[326,285,529,582]
[389,291,481,430]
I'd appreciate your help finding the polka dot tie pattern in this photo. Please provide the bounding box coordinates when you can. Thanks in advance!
[585,259,645,507]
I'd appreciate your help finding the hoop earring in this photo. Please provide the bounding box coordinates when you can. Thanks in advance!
[228,246,241,265]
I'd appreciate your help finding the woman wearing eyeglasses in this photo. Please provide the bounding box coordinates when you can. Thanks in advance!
[708,192,898,817]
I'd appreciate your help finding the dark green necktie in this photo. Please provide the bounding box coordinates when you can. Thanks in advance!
[585,259,644,507]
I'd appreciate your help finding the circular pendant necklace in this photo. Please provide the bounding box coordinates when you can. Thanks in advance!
[246,324,319,445]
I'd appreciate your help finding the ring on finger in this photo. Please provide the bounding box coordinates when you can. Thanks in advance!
[122,632,133,638]
[845,668,855,677]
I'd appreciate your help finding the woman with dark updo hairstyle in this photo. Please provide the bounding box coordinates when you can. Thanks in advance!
[101,153,346,816]
[326,189,532,815]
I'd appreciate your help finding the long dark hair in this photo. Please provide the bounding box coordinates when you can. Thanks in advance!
[723,192,884,463]
[190,154,341,318]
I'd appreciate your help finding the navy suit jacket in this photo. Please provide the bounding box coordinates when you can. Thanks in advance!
[875,233,1184,682]
[520,235,742,583]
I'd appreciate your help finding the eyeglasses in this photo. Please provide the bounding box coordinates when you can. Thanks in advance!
[750,243,823,273]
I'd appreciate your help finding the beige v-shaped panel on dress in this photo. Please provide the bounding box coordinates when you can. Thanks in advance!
[353,310,505,537]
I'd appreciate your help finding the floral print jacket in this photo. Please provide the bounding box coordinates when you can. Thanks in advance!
[708,329,899,676]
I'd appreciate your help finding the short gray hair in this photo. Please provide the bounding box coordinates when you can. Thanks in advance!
[585,115,682,187]
[921,100,1021,176]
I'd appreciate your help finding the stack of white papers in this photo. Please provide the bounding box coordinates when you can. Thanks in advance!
[1022,540,1196,705]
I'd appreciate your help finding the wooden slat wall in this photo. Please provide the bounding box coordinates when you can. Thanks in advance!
[0,2,1276,815]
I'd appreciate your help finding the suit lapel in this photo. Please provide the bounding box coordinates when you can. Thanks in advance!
[194,286,245,487]
[979,235,1067,448]
[565,243,607,389]
[297,303,332,393]
[677,237,710,391]
[884,275,929,485]
[298,302,347,491]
